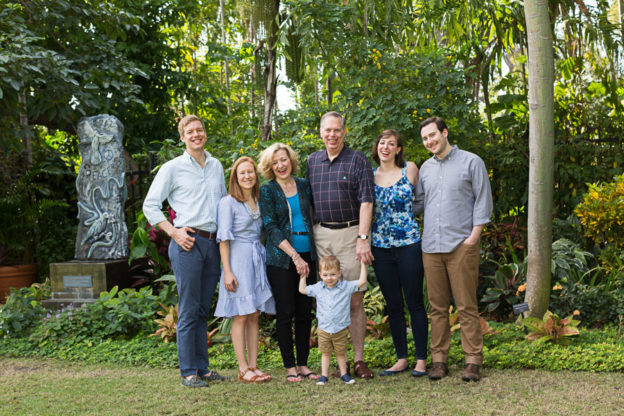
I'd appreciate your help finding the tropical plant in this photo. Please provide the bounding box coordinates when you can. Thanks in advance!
[523,310,580,345]
[480,261,526,320]
[150,303,178,343]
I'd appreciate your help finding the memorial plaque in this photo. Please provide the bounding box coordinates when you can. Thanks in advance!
[63,275,93,288]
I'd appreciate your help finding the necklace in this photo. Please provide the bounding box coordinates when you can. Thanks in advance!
[244,199,261,220]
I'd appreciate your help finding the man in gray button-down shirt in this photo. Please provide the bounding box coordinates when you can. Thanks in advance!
[414,117,493,382]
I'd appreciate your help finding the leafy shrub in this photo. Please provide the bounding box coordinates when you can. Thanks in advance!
[550,238,593,280]
[128,211,173,288]
[524,310,580,345]
[31,285,176,343]
[0,286,45,337]
[575,173,624,248]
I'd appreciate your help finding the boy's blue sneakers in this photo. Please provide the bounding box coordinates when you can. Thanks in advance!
[340,374,356,384]
[316,376,329,385]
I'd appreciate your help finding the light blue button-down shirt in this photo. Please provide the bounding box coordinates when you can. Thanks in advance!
[305,280,359,334]
[143,150,226,232]
[414,146,493,254]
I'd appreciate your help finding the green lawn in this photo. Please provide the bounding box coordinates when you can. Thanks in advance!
[1,358,623,415]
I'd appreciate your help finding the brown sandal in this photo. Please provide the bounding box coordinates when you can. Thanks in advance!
[250,366,272,381]
[238,368,264,383]
[354,360,374,379]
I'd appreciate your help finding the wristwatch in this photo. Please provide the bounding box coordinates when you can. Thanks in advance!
[357,234,369,240]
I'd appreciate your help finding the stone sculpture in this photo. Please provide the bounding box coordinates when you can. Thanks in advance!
[74,115,128,260]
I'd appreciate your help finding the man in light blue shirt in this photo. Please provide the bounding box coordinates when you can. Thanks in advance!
[414,116,493,383]
[143,115,226,388]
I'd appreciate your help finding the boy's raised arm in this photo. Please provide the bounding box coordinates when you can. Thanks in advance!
[357,261,368,289]
[299,275,308,295]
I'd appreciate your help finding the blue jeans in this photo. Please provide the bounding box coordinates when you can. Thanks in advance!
[372,241,427,361]
[169,234,220,377]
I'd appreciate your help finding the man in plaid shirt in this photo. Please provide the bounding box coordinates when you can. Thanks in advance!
[307,111,376,379]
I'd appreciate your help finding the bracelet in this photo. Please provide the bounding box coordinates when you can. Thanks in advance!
[291,253,301,261]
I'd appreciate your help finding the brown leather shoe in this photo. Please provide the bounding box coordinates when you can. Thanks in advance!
[461,364,481,382]
[353,360,374,379]
[428,362,448,380]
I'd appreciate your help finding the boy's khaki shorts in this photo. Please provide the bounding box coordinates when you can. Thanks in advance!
[318,327,349,355]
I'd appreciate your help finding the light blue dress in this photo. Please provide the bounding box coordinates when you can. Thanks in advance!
[214,195,275,318]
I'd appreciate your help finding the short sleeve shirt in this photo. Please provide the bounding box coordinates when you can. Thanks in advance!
[305,280,359,334]
[307,146,374,222]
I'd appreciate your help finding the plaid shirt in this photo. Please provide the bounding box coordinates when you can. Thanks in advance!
[307,146,374,222]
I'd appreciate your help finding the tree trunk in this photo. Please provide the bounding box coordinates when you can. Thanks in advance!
[220,0,231,115]
[260,0,280,142]
[18,87,33,169]
[261,36,277,141]
[524,0,555,318]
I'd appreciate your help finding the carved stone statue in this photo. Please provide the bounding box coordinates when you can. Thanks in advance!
[74,115,128,260]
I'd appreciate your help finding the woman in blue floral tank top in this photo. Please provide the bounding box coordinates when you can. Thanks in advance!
[371,130,428,377]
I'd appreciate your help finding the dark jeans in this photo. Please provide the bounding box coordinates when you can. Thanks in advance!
[266,252,316,368]
[372,241,427,361]
[169,235,220,377]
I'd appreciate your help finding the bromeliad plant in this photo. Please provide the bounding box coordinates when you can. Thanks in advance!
[524,310,580,345]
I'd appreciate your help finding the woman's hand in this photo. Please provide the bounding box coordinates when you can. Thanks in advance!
[293,255,309,278]
[224,270,238,292]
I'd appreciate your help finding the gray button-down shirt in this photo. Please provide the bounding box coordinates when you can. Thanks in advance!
[414,146,492,254]
[143,150,226,232]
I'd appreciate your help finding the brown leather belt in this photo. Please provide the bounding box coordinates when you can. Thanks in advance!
[192,230,217,239]
[319,220,359,230]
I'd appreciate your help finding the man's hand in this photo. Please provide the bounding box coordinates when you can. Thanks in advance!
[356,238,374,265]
[172,227,196,251]
[224,271,238,292]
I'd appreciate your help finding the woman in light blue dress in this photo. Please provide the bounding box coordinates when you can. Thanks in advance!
[215,156,275,383]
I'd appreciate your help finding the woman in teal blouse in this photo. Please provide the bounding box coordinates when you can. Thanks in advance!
[258,143,318,382]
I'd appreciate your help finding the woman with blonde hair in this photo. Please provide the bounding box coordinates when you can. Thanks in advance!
[215,156,275,383]
[258,143,318,382]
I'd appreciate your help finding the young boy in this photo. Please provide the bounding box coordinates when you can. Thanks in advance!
[299,255,368,385]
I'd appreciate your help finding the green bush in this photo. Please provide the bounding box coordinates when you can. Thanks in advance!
[30,286,174,343]
[0,286,45,337]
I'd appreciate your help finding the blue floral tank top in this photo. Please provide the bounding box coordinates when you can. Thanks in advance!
[372,167,421,248]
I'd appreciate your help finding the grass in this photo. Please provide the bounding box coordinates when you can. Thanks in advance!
[1,358,623,415]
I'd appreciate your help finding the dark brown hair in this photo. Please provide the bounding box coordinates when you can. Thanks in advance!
[229,156,259,202]
[419,117,448,135]
[371,129,405,167]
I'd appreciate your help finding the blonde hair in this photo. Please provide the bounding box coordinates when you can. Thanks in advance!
[258,142,299,180]
[229,156,259,202]
[319,255,341,272]
[178,115,205,137]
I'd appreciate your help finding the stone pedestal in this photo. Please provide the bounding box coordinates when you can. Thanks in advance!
[42,260,129,309]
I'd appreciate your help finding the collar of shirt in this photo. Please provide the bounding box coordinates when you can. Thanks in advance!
[320,145,351,163]
[432,145,458,163]
[320,280,346,290]
[182,149,212,166]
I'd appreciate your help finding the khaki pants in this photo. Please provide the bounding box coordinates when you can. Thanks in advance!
[313,224,364,290]
[423,242,482,365]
